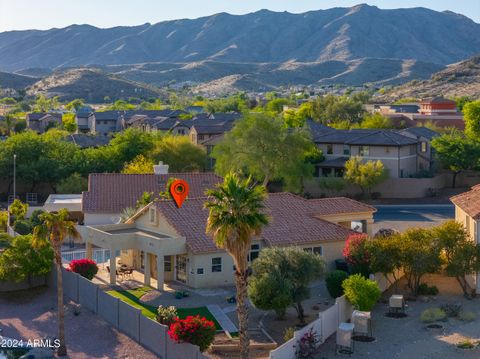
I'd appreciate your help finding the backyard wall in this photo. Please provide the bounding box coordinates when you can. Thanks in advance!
[269,295,353,359]
[59,269,208,359]
[304,173,451,199]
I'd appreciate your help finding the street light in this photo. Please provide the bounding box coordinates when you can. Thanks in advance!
[13,154,16,201]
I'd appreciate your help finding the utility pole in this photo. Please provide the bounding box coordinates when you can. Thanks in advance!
[13,154,16,201]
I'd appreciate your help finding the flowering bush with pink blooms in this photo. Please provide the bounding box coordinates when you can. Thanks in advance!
[168,315,215,352]
[342,233,370,277]
[68,259,98,280]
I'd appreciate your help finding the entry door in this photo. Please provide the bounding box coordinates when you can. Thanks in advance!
[176,255,187,283]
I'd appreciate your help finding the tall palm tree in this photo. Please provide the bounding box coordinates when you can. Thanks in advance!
[32,208,80,357]
[205,173,269,359]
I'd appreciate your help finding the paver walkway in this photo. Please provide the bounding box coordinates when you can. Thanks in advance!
[207,304,238,332]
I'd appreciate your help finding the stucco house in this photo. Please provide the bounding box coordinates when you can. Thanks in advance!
[451,185,480,293]
[26,112,62,133]
[85,191,375,290]
[310,122,437,178]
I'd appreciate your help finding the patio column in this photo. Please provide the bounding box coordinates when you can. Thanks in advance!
[366,218,374,237]
[144,252,151,286]
[86,242,93,260]
[156,255,164,291]
[109,247,116,285]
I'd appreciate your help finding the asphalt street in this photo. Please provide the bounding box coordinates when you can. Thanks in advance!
[372,204,455,234]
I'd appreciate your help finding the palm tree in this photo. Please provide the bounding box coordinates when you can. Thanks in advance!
[205,173,269,359]
[32,208,80,357]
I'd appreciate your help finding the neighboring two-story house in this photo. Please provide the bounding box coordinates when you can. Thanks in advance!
[310,122,437,178]
[26,112,62,133]
[88,111,123,135]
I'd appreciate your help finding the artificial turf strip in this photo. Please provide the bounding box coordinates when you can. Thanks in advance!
[105,288,222,330]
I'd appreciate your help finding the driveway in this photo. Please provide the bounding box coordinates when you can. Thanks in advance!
[373,205,455,234]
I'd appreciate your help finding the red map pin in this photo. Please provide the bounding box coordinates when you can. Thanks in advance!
[170,179,189,208]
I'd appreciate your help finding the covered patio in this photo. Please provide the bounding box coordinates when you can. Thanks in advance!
[85,223,186,290]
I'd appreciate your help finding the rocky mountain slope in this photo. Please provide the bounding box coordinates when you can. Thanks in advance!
[26,68,166,102]
[378,56,480,101]
[0,4,479,72]
[0,71,38,89]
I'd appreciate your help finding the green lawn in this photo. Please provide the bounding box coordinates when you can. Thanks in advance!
[106,287,221,330]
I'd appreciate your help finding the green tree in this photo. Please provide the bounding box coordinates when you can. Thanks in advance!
[265,98,291,114]
[434,220,480,298]
[213,113,317,191]
[325,270,349,298]
[205,173,269,359]
[9,199,28,221]
[431,132,480,188]
[34,94,59,112]
[151,135,207,172]
[463,100,480,139]
[248,247,324,321]
[62,113,78,133]
[400,228,442,296]
[367,235,403,289]
[65,99,85,111]
[57,173,88,194]
[342,274,381,311]
[311,95,364,126]
[122,154,155,174]
[108,128,155,169]
[136,191,154,209]
[32,209,80,357]
[0,235,53,283]
[344,156,388,196]
[356,113,393,129]
[454,96,471,112]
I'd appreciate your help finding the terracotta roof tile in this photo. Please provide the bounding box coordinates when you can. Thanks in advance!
[82,173,223,213]
[154,192,373,254]
[451,186,480,220]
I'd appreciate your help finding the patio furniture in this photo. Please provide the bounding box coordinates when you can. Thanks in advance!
[352,310,372,337]
[389,294,405,314]
[121,268,134,280]
[106,266,124,280]
[336,322,354,355]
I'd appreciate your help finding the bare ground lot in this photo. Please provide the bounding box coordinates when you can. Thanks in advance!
[315,274,480,359]
[0,286,157,359]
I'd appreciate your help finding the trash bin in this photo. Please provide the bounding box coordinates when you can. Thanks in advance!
[389,294,405,313]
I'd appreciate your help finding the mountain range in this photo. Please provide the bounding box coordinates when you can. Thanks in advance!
[0,4,479,97]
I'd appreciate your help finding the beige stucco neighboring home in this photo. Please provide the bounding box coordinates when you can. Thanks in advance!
[85,192,375,290]
[451,185,480,293]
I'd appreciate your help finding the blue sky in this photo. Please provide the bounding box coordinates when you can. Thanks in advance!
[0,0,478,32]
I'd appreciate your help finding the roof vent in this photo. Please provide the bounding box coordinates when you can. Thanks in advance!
[154,161,169,175]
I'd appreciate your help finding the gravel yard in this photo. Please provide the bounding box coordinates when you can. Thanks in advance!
[0,286,157,359]
[315,274,480,359]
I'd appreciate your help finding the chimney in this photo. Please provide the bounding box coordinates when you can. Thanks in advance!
[154,161,169,175]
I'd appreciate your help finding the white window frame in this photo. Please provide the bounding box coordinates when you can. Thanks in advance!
[211,257,222,272]
[149,207,157,224]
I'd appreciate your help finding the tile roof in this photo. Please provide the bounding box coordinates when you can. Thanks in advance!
[64,134,111,148]
[313,127,418,146]
[451,185,480,220]
[153,192,374,254]
[82,173,223,214]
[92,111,122,121]
[399,127,439,140]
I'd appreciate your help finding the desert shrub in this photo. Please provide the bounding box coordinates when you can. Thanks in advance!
[457,339,476,349]
[168,315,216,352]
[284,327,295,342]
[295,328,320,359]
[9,199,28,221]
[420,308,447,323]
[68,259,98,280]
[342,274,381,311]
[440,303,462,317]
[0,233,11,248]
[325,270,348,298]
[156,305,178,327]
[417,283,439,296]
[13,220,32,235]
[459,311,477,322]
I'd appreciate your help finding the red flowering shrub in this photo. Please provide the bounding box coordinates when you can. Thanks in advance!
[68,259,98,280]
[343,233,370,277]
[168,315,216,352]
